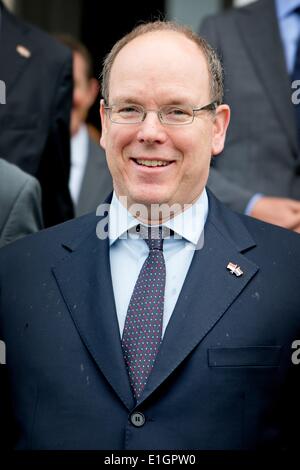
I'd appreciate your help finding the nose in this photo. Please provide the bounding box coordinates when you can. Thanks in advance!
[136,111,168,144]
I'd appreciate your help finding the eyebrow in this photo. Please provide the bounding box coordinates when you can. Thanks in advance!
[110,96,138,103]
[110,96,196,106]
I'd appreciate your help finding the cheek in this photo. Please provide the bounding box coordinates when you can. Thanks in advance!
[172,128,197,153]
[104,130,130,175]
[173,135,197,172]
[178,135,211,178]
[105,127,136,157]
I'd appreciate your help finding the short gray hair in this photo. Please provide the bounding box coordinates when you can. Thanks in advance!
[100,20,223,105]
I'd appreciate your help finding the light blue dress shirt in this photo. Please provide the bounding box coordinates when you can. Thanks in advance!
[275,0,300,73]
[109,189,208,338]
[245,0,300,215]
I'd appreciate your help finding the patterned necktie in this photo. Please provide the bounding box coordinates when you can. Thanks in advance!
[121,225,166,400]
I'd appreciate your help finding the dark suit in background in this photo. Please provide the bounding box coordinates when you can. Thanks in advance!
[0,158,43,248]
[0,1,74,227]
[75,136,112,216]
[200,0,300,213]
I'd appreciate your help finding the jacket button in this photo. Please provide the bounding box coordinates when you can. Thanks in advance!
[130,412,145,427]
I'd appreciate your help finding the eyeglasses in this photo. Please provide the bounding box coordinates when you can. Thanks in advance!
[104,101,218,125]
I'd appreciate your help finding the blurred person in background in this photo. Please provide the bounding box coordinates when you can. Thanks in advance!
[200,0,300,233]
[0,0,74,227]
[57,35,112,216]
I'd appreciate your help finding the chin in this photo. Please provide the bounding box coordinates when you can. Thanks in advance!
[130,187,172,207]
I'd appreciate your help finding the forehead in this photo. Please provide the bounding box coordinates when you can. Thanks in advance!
[109,31,210,102]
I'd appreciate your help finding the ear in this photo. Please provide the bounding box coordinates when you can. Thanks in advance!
[211,104,230,156]
[99,99,107,149]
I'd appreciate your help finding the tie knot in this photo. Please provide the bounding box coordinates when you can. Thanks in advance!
[139,225,165,251]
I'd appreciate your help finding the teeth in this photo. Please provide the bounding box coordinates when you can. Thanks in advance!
[136,159,170,167]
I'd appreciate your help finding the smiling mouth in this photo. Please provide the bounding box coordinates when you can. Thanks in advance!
[133,158,173,167]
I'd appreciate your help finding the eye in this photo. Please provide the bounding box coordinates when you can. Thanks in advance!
[116,104,142,115]
[164,106,192,116]
[161,106,193,122]
[171,108,188,115]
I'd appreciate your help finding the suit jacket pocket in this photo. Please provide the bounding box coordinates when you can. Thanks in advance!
[208,346,281,368]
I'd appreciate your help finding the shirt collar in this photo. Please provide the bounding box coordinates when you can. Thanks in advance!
[275,0,300,19]
[109,189,208,247]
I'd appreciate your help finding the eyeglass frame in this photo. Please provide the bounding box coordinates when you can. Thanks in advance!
[103,100,218,126]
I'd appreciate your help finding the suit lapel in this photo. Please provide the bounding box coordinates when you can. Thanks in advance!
[52,218,135,411]
[52,194,259,410]
[235,0,298,156]
[138,193,259,405]
[0,5,34,94]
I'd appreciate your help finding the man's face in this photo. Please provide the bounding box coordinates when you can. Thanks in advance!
[100,31,229,214]
[71,52,97,136]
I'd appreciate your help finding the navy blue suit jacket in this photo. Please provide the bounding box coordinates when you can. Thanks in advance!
[0,192,300,449]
